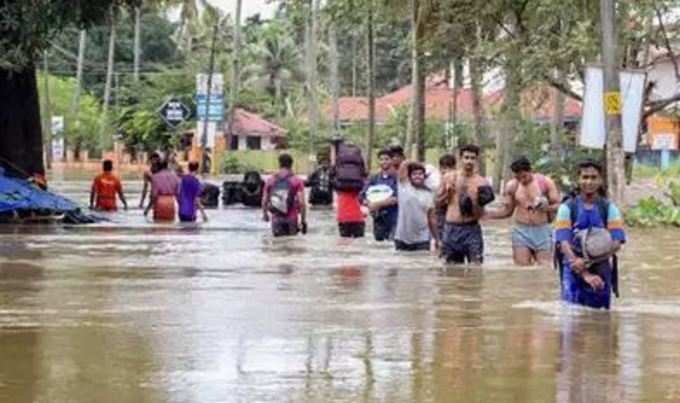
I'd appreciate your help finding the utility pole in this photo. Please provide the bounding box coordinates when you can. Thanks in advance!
[201,22,219,175]
[366,0,376,171]
[600,0,625,205]
[42,50,52,170]
[227,0,242,141]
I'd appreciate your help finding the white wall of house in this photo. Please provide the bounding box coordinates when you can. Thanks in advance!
[233,135,280,150]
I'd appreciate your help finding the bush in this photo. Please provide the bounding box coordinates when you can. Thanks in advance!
[221,154,255,174]
[625,196,680,227]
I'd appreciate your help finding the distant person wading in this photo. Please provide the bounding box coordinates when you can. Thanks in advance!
[262,153,307,237]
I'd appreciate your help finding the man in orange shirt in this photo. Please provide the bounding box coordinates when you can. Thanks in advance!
[90,160,128,211]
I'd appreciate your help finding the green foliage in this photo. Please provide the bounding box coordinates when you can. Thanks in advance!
[0,0,140,71]
[116,69,195,151]
[625,197,680,227]
[37,73,103,153]
[221,154,255,174]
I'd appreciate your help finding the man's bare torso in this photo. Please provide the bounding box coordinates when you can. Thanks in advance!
[442,171,488,223]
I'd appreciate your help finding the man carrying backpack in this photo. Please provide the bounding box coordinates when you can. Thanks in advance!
[486,156,561,266]
[554,160,626,310]
[306,156,333,206]
[331,139,367,238]
[262,153,307,237]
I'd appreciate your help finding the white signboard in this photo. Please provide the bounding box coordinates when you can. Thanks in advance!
[652,133,677,150]
[52,138,64,161]
[580,67,646,153]
[196,121,217,148]
[51,116,65,161]
[196,74,224,96]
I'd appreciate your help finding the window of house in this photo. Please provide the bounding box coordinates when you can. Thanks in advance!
[246,136,261,150]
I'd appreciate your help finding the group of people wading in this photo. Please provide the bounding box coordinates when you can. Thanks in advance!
[89,142,626,310]
[261,140,626,310]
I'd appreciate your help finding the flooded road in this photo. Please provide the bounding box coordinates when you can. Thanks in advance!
[2,177,680,402]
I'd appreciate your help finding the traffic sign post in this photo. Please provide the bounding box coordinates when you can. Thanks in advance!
[159,98,191,128]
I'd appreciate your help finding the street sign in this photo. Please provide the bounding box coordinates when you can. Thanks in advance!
[196,73,225,122]
[159,98,191,128]
[196,95,225,121]
[196,73,224,96]
[604,91,622,115]
[51,116,65,161]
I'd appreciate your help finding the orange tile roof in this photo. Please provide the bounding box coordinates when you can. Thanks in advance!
[228,108,287,138]
[328,76,580,123]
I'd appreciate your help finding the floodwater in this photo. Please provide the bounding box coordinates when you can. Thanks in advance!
[1,176,680,403]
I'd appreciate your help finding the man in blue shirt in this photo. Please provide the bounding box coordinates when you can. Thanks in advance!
[361,149,398,241]
[554,160,626,309]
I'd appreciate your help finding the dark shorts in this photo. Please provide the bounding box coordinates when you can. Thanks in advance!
[339,222,365,238]
[441,221,484,264]
[272,219,299,237]
[179,214,196,223]
[372,214,396,241]
[394,239,430,252]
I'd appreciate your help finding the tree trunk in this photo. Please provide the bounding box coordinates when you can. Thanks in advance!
[550,68,566,161]
[133,6,141,83]
[305,0,321,159]
[351,34,358,97]
[42,51,52,170]
[69,29,87,157]
[0,67,45,177]
[228,0,243,137]
[469,56,484,147]
[494,31,522,192]
[329,18,340,137]
[100,7,117,147]
[601,0,625,205]
[411,0,426,162]
[366,0,376,171]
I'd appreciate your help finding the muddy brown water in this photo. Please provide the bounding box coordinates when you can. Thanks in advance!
[1,176,680,403]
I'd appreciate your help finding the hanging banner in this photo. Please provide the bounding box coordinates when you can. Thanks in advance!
[580,67,646,153]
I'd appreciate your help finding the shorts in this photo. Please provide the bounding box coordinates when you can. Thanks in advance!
[339,222,365,238]
[441,221,484,264]
[179,214,196,223]
[154,195,176,222]
[272,219,299,237]
[372,214,396,241]
[394,239,430,252]
[511,223,553,252]
[561,259,612,309]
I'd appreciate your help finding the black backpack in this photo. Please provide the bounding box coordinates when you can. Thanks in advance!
[268,174,294,216]
[333,143,366,192]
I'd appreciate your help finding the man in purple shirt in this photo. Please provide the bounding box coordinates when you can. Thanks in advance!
[178,161,208,222]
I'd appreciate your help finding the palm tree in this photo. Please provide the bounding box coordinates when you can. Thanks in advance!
[243,24,304,116]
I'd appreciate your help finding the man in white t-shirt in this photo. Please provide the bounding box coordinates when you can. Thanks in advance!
[394,161,439,252]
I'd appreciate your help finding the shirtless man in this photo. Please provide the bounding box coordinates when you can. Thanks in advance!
[438,144,494,264]
[139,152,161,208]
[486,156,560,266]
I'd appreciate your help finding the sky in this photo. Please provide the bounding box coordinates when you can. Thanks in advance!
[206,0,278,20]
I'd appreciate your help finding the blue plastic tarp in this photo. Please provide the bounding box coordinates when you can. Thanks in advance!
[0,171,80,214]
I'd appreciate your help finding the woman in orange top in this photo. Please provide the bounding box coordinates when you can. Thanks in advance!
[90,160,128,211]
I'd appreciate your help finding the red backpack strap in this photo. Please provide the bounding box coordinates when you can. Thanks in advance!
[535,174,549,195]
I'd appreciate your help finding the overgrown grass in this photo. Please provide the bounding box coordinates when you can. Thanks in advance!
[633,161,680,180]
